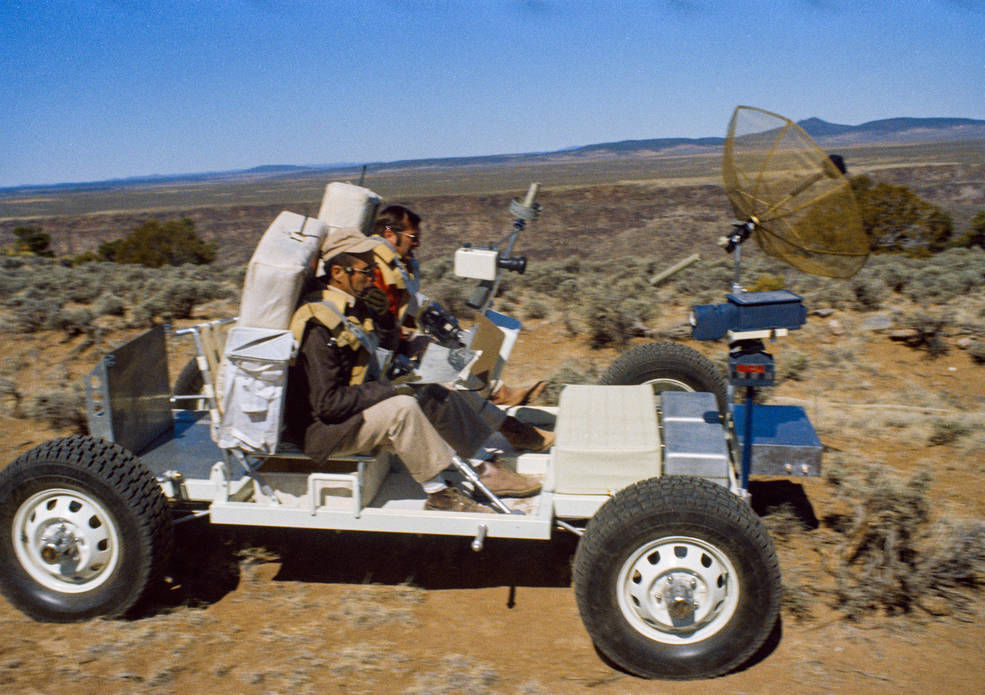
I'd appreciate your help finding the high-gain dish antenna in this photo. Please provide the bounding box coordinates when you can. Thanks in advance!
[690,106,870,493]
[721,105,868,288]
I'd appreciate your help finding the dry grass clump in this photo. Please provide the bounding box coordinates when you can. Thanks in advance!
[914,519,985,618]
[777,350,811,382]
[824,462,985,619]
[335,583,425,628]
[328,640,409,679]
[769,460,985,624]
[0,376,24,417]
[926,419,973,446]
[25,385,88,432]
[523,298,550,320]
[903,311,954,356]
[540,359,600,406]
[849,270,891,310]
[403,655,499,695]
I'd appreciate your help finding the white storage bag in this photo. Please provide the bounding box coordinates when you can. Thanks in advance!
[317,181,381,236]
[238,212,327,330]
[217,327,296,453]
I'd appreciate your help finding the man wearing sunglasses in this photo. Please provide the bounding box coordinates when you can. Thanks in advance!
[286,229,544,512]
[366,205,549,416]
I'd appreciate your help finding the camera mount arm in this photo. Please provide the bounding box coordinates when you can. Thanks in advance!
[718,217,758,292]
[465,182,539,313]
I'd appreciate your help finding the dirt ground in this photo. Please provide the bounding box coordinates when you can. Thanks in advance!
[1,311,984,694]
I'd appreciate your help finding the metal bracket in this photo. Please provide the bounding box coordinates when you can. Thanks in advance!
[471,523,488,552]
[509,198,541,222]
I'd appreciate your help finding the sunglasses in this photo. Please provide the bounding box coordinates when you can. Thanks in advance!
[344,266,374,277]
[398,231,419,241]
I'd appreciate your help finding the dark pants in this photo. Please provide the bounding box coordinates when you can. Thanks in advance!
[414,384,501,459]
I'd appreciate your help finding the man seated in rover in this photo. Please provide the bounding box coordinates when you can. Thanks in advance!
[283,232,546,512]
[364,204,548,410]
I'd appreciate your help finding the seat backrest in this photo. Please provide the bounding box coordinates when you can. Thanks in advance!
[219,211,326,452]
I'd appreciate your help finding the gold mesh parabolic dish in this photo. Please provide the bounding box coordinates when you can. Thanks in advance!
[723,106,868,278]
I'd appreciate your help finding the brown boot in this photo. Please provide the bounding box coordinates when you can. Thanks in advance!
[475,460,541,497]
[425,487,493,513]
[499,416,555,452]
[489,381,547,406]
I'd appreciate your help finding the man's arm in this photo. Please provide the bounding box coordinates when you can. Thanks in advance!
[299,322,395,424]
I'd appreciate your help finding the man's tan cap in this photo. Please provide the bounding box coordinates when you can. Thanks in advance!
[317,226,382,276]
[320,226,380,259]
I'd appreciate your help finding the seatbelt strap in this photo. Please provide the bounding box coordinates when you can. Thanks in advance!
[315,301,392,380]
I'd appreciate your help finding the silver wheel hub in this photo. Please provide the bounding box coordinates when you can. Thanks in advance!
[617,536,739,645]
[13,488,121,593]
[662,572,699,621]
[40,523,80,563]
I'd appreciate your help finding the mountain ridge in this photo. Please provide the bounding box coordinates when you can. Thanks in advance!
[4,116,983,194]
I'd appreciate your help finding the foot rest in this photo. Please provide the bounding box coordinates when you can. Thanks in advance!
[548,384,660,494]
[253,455,390,515]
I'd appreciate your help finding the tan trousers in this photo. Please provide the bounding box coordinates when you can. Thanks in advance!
[332,395,453,484]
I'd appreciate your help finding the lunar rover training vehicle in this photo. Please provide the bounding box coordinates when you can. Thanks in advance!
[0,107,867,680]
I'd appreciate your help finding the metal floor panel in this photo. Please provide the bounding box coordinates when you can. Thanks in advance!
[138,410,229,480]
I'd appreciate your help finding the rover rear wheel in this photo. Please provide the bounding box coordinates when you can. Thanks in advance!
[172,358,206,409]
[0,436,172,622]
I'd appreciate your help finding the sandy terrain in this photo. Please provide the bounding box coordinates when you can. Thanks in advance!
[1,307,983,694]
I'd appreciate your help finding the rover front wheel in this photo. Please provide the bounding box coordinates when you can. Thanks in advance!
[573,476,780,679]
[0,436,173,622]
[600,341,728,412]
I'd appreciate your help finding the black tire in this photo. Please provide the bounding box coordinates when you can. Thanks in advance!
[574,476,780,680]
[173,357,204,402]
[600,341,728,412]
[0,436,173,622]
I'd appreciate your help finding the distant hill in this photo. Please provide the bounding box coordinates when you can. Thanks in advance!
[545,117,985,159]
[3,116,983,194]
[0,164,335,197]
[799,116,985,146]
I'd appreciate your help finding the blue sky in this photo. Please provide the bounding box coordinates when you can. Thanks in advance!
[1,0,983,188]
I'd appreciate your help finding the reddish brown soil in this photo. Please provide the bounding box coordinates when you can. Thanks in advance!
[0,315,983,694]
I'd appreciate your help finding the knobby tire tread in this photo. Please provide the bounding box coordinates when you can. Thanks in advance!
[600,341,728,411]
[573,477,780,680]
[0,436,173,621]
[173,357,204,397]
